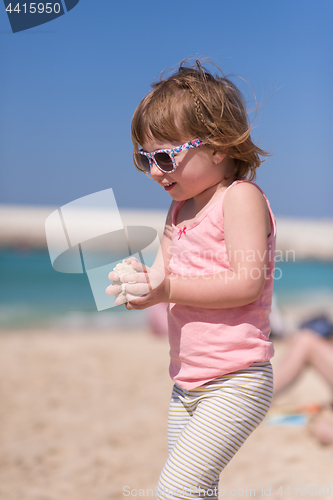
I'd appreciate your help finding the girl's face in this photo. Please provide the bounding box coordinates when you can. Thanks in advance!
[141,137,233,202]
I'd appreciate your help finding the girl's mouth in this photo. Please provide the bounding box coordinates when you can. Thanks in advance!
[164,182,176,191]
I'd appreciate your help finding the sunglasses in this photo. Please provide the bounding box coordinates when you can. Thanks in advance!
[134,139,205,174]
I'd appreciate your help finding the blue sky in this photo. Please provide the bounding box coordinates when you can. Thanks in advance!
[0,0,332,217]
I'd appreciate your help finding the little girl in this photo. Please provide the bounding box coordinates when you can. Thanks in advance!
[106,60,276,500]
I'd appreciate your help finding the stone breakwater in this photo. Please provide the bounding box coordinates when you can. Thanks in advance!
[1,205,333,260]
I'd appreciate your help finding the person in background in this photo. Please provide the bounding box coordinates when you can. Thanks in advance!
[273,315,333,445]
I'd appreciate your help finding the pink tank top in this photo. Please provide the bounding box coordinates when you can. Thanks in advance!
[168,180,276,390]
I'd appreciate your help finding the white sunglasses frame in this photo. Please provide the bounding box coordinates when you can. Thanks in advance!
[135,139,205,175]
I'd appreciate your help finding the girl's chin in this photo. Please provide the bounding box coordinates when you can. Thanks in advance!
[168,193,190,202]
[163,183,192,201]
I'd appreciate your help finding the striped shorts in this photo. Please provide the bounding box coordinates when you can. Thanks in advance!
[156,362,273,500]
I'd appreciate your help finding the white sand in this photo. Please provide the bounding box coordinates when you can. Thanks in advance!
[0,329,332,500]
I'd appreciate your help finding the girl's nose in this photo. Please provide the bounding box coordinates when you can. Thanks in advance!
[150,160,164,179]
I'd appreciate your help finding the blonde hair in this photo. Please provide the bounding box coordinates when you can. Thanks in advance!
[131,59,270,180]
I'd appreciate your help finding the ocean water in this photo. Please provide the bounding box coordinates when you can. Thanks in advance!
[1,249,333,329]
[0,248,154,329]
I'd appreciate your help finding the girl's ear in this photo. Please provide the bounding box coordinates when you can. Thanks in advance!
[212,150,227,164]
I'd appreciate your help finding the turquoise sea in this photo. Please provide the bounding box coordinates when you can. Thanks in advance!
[1,249,333,329]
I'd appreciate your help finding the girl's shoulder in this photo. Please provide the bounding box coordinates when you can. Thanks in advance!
[223,180,273,238]
[224,180,267,205]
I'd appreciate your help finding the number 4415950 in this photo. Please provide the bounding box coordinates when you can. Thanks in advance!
[277,486,332,496]
[6,3,61,14]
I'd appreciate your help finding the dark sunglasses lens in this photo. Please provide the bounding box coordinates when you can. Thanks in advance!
[137,154,151,172]
[154,152,173,171]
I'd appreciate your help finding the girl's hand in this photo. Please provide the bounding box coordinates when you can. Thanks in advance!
[106,257,169,309]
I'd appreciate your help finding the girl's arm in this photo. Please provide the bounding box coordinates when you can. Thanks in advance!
[106,201,174,306]
[113,182,272,310]
[150,200,174,273]
[168,182,272,308]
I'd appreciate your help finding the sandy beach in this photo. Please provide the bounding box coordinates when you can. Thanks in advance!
[0,328,332,500]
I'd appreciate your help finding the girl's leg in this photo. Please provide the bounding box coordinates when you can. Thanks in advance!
[157,363,273,500]
[273,330,333,395]
[167,384,192,453]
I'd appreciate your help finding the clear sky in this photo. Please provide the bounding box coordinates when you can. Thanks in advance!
[0,0,332,217]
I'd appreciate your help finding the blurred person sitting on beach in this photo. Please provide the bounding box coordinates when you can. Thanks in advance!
[273,315,333,445]
[107,60,275,500]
